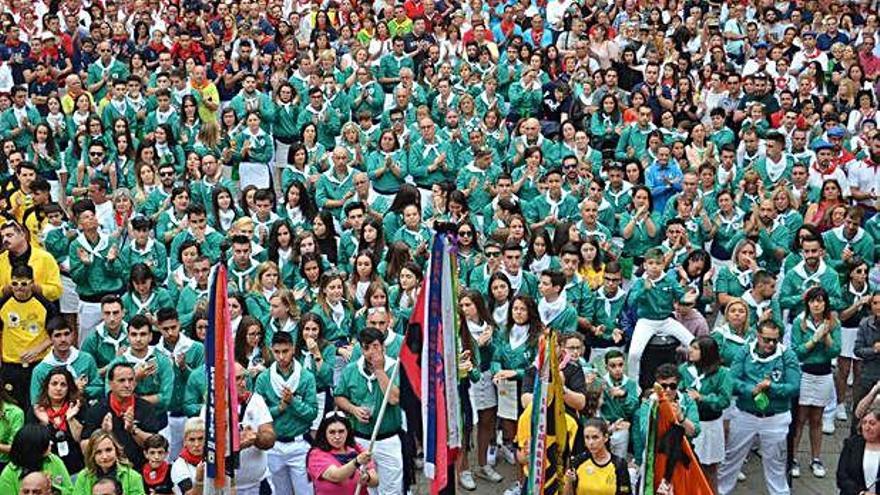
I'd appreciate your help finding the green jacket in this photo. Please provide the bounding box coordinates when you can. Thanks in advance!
[790,314,842,366]
[730,341,800,416]
[184,370,207,417]
[229,90,276,125]
[0,454,73,495]
[618,212,661,257]
[176,285,209,330]
[456,163,503,214]
[254,362,318,439]
[866,214,880,260]
[234,128,275,164]
[714,265,752,300]
[507,80,541,118]
[756,221,791,274]
[156,337,206,415]
[142,108,180,139]
[168,227,225,270]
[30,350,103,404]
[272,100,301,141]
[489,329,537,379]
[334,357,402,437]
[366,149,409,194]
[107,350,175,415]
[121,288,174,323]
[73,464,144,495]
[0,104,42,149]
[68,233,125,298]
[822,226,875,271]
[628,273,684,321]
[779,260,844,314]
[752,154,794,189]
[81,322,129,371]
[0,402,24,464]
[119,239,169,284]
[599,374,639,422]
[309,303,354,344]
[315,168,355,219]
[710,325,752,368]
[615,123,655,161]
[408,138,456,187]
[524,193,580,230]
[591,286,627,341]
[86,58,130,101]
[295,105,341,149]
[678,363,733,419]
[296,345,337,392]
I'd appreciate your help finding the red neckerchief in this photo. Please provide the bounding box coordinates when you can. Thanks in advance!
[109,394,134,418]
[179,447,202,466]
[500,19,516,36]
[46,403,70,432]
[143,462,170,485]
[866,157,880,170]
[805,48,820,59]
[191,78,209,91]
[239,390,252,405]
[813,160,837,176]
[531,28,543,46]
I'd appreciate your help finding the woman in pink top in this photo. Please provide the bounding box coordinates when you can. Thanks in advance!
[307,411,379,495]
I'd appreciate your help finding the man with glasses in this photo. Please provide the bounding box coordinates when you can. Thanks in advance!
[86,40,130,101]
[0,264,55,411]
[467,240,503,293]
[632,363,700,469]
[717,321,801,495]
[410,117,453,209]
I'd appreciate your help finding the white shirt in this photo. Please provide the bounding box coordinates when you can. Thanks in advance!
[848,160,880,206]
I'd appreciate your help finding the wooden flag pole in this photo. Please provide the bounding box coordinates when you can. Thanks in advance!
[353,359,402,495]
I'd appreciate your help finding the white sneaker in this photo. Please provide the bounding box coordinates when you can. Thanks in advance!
[790,459,801,478]
[822,417,836,434]
[500,444,517,465]
[836,404,848,421]
[476,465,503,483]
[810,459,826,478]
[736,471,746,482]
[459,471,476,490]
[502,481,522,495]
[487,445,497,466]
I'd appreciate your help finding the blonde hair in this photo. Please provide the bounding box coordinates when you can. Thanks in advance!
[723,298,751,333]
[184,417,205,436]
[250,261,287,293]
[85,430,130,474]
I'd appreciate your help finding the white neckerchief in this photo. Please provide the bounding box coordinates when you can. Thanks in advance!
[832,225,865,245]
[685,364,705,391]
[127,95,146,112]
[324,166,353,186]
[718,208,744,229]
[157,333,195,360]
[493,301,509,328]
[329,301,346,326]
[804,316,827,337]
[155,141,170,156]
[604,372,630,389]
[269,361,302,398]
[399,289,414,309]
[110,97,128,115]
[765,153,788,183]
[529,254,551,274]
[502,268,523,291]
[355,280,371,305]
[715,323,747,345]
[850,282,869,299]
[421,141,439,159]
[793,259,828,286]
[272,317,297,336]
[466,319,488,341]
[538,292,567,325]
[356,355,397,393]
[219,208,236,230]
[130,291,156,314]
[231,261,257,291]
[643,271,665,286]
[285,205,303,224]
[123,346,155,367]
[742,290,770,318]
[72,110,89,128]
[130,238,155,256]
[598,286,625,319]
[544,190,567,217]
[730,264,752,288]
[156,107,174,123]
[509,324,529,349]
[748,338,784,363]
[262,286,278,302]
[717,163,737,186]
[42,348,81,376]
[76,231,109,260]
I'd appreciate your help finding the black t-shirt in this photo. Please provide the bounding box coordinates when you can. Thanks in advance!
[522,360,588,418]
[82,396,166,471]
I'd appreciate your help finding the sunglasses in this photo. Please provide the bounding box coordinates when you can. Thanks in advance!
[659,382,678,390]
[760,336,779,344]
[160,171,175,177]
[90,151,104,157]
[10,280,32,287]
[485,251,501,258]
[458,231,473,237]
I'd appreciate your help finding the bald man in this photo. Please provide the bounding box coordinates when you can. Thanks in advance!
[18,472,51,495]
[91,477,122,495]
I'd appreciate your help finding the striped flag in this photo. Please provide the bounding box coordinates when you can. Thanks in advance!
[399,231,462,495]
[526,333,568,495]
[204,264,241,488]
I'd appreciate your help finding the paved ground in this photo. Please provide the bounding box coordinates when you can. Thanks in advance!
[411,415,847,494]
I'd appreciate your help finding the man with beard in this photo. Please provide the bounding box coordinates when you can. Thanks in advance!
[780,235,844,318]
[745,199,791,275]
[822,207,875,272]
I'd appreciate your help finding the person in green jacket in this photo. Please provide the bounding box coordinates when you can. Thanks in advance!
[632,363,701,467]
[229,74,276,126]
[295,88,342,150]
[600,350,639,459]
[822,206,876,272]
[680,336,733,489]
[294,313,337,432]
[741,271,784,331]
[253,331,318,495]
[0,426,73,495]
[81,296,129,377]
[711,299,755,369]
[779,236,844,316]
[625,248,698,382]
[716,320,801,495]
[120,264,173,325]
[315,148,356,220]
[618,187,661,274]
[73,430,145,495]
[106,315,174,417]
[120,217,168,283]
[334,326,404,495]
[614,107,656,160]
[715,239,758,307]
[537,270,579,335]
[155,308,205,459]
[789,287,841,479]
[30,317,103,404]
[0,387,24,468]
[524,168,580,236]
[234,112,276,190]
[0,86,43,150]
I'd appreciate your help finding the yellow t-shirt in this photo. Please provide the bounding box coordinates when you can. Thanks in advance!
[0,294,52,363]
[574,456,627,495]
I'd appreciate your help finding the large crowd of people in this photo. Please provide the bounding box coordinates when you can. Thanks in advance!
[0,0,879,494]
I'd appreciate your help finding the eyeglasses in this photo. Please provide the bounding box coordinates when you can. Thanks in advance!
[562,163,577,170]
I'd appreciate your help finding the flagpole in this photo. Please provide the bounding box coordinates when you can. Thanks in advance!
[353,359,401,495]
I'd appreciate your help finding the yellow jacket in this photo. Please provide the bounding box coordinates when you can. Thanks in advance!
[0,246,63,301]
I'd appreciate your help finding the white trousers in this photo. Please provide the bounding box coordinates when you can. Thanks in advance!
[77,301,103,347]
[356,435,402,495]
[626,318,694,382]
[167,415,186,460]
[268,439,312,495]
[717,411,792,495]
